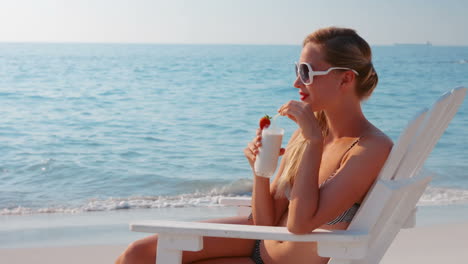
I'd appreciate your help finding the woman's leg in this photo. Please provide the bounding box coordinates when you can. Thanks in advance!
[115,215,256,264]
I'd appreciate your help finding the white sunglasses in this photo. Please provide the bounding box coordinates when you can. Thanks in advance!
[295,62,359,85]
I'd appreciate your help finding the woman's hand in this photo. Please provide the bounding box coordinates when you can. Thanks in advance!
[244,128,285,171]
[278,100,323,143]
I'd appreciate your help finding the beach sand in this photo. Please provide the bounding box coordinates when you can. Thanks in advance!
[2,205,468,263]
[381,222,468,263]
[0,245,128,264]
[1,222,467,263]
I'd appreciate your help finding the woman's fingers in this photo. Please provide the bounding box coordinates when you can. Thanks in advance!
[278,100,300,113]
[279,100,311,115]
[244,148,256,160]
[244,153,255,167]
[256,135,262,144]
[244,145,256,158]
[256,128,262,136]
[279,100,317,125]
[256,139,262,147]
[245,130,264,162]
[279,107,301,123]
[278,101,299,115]
[286,113,297,123]
[248,142,259,154]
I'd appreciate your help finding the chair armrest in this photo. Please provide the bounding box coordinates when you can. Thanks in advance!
[130,220,369,263]
[131,220,366,242]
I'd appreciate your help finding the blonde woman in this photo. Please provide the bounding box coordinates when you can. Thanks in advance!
[116,26,393,264]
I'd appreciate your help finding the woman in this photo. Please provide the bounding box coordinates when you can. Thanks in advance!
[116,26,393,264]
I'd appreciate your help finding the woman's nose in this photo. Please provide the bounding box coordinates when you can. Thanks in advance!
[293,76,305,89]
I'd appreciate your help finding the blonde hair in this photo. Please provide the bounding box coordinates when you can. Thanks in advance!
[275,27,378,198]
[275,133,309,198]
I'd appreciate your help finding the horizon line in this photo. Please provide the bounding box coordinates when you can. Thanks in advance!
[0,41,467,47]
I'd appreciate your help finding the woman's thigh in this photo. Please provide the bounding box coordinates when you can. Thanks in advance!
[127,215,256,264]
[192,257,255,264]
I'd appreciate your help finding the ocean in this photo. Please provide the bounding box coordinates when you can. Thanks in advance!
[0,43,467,247]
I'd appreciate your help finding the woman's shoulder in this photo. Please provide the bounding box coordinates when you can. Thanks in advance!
[358,126,394,154]
[339,126,394,182]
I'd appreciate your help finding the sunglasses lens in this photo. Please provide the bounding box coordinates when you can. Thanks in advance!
[299,64,310,84]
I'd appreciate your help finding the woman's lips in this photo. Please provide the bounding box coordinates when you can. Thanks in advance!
[299,92,309,101]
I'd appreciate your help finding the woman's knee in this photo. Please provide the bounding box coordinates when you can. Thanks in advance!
[116,215,252,264]
[117,235,158,264]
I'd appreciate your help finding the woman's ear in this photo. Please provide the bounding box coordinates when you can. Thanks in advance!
[339,71,356,93]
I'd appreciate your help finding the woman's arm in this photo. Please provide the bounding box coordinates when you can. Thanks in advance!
[287,135,392,234]
[249,129,301,226]
[286,140,323,233]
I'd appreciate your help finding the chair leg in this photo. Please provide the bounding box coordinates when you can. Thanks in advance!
[156,247,183,264]
[156,234,204,264]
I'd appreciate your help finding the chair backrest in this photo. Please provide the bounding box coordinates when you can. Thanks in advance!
[328,87,467,264]
[375,108,429,181]
[363,87,468,264]
[345,107,431,233]
[394,87,467,181]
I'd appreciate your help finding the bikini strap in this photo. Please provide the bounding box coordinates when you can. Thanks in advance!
[345,137,361,155]
[320,137,362,186]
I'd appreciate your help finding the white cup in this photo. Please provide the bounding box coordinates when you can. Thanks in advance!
[254,127,284,178]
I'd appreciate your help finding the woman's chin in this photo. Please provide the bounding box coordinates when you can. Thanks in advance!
[301,97,313,105]
[304,100,322,112]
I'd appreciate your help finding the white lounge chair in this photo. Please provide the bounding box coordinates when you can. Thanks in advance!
[130,87,467,264]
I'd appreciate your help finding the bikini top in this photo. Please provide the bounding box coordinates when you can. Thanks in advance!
[284,137,362,225]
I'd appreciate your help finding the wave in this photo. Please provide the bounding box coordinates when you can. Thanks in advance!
[3,181,468,216]
[0,179,253,215]
[419,186,468,206]
[0,194,231,215]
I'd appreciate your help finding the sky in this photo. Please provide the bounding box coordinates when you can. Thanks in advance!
[1,0,467,46]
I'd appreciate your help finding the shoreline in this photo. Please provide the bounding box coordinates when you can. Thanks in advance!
[2,204,468,249]
[0,206,238,248]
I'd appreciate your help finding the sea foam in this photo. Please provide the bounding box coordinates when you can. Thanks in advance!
[2,181,468,216]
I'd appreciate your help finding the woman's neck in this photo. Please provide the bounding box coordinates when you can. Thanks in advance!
[323,102,369,141]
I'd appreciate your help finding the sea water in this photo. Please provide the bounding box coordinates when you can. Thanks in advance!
[0,44,468,245]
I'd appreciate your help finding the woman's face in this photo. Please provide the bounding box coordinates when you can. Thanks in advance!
[294,43,344,111]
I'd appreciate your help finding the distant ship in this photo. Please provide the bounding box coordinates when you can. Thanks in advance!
[394,41,433,47]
